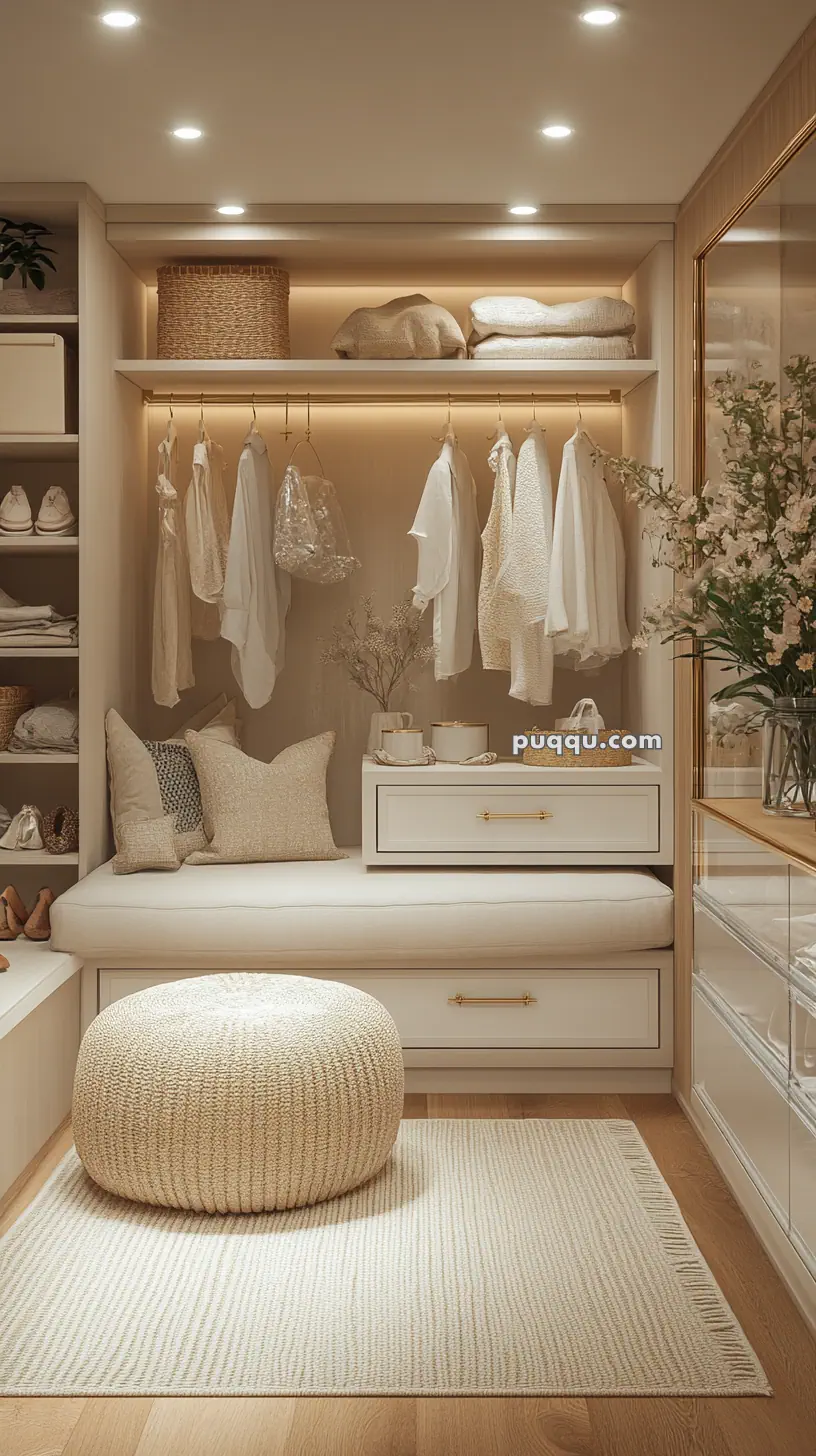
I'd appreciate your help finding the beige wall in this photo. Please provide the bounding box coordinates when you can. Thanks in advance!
[673,20,816,1100]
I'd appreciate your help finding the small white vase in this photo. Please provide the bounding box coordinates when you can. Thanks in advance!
[367,710,413,755]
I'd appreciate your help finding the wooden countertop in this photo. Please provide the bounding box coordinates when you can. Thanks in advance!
[695,797,816,875]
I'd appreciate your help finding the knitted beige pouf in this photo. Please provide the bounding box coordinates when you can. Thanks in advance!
[73,973,404,1213]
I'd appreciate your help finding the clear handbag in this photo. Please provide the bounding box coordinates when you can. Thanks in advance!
[273,443,359,584]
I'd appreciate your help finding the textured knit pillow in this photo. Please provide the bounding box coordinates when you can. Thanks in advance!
[184,730,345,865]
[113,816,181,875]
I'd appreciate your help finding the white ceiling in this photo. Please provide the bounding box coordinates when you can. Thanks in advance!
[1,0,814,207]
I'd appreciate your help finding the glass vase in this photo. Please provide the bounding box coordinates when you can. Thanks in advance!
[762,697,816,816]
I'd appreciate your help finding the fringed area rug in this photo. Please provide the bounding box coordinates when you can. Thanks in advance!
[0,1120,769,1397]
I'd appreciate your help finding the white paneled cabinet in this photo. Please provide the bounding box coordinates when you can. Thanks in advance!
[691,806,816,1333]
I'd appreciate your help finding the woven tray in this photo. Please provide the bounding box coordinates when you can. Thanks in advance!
[157,264,290,359]
[523,728,632,768]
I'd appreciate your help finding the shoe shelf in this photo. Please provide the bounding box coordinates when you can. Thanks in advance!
[0,752,77,764]
[0,315,78,330]
[0,851,78,866]
[0,537,78,554]
[0,436,79,461]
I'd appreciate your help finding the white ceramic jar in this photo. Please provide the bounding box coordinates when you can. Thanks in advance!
[381,727,425,761]
[430,721,488,762]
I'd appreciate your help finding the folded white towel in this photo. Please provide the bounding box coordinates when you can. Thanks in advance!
[469,334,635,361]
[469,295,635,343]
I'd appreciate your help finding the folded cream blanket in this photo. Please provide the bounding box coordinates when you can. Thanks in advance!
[469,334,635,360]
[332,294,467,359]
[469,295,635,342]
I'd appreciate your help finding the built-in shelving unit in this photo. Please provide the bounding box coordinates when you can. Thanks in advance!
[0,435,79,461]
[0,315,78,332]
[0,851,79,866]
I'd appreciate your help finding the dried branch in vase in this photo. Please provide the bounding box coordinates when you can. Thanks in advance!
[320,595,434,710]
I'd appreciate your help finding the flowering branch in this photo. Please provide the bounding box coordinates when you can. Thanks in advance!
[605,355,816,705]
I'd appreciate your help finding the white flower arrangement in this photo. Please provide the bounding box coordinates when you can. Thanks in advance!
[320,595,434,711]
[605,355,816,707]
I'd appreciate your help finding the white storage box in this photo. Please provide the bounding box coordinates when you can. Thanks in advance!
[0,333,66,434]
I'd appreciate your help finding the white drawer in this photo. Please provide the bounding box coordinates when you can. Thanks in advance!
[790,1090,816,1278]
[693,900,789,1069]
[694,985,790,1223]
[694,813,789,971]
[376,783,659,857]
[99,966,660,1049]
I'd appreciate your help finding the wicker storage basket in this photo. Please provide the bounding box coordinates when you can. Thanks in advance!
[522,727,633,768]
[157,264,290,360]
[0,686,32,750]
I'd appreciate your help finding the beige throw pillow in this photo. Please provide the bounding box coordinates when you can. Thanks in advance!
[106,697,241,869]
[185,730,345,865]
[113,816,181,875]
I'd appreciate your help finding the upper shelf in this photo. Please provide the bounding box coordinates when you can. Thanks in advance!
[0,315,78,333]
[116,358,657,400]
[0,435,79,461]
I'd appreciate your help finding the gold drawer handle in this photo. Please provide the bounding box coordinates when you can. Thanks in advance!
[478,810,552,821]
[448,994,538,1007]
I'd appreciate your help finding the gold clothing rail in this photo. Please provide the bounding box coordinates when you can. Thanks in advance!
[144,390,622,408]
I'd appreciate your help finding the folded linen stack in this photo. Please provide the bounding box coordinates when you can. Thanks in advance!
[0,588,77,649]
[468,295,636,360]
[9,698,78,754]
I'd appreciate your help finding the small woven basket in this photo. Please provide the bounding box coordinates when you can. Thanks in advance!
[0,686,32,750]
[523,728,633,768]
[157,264,290,359]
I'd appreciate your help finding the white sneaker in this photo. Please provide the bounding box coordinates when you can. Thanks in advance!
[35,486,76,536]
[0,485,33,535]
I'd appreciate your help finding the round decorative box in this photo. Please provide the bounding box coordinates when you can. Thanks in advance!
[431,721,488,762]
[381,727,425,761]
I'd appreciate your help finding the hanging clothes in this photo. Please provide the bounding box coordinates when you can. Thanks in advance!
[502,422,555,705]
[185,430,229,640]
[151,424,194,708]
[545,427,630,669]
[409,425,480,679]
[477,428,516,672]
[220,426,291,709]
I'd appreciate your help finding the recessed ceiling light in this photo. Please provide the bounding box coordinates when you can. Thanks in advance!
[217,204,245,216]
[541,124,573,140]
[100,10,139,27]
[509,204,539,216]
[580,7,619,24]
[173,126,203,140]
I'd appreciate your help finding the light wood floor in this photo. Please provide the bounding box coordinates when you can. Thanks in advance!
[1,1093,815,1456]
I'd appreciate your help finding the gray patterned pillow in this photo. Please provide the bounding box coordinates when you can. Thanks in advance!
[143,740,207,857]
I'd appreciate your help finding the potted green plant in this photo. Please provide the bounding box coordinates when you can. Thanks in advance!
[0,218,76,315]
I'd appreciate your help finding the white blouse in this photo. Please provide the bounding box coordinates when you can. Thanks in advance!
[477,429,516,673]
[503,422,555,705]
[220,428,291,709]
[410,429,480,679]
[545,428,629,669]
[152,424,194,708]
[185,431,230,640]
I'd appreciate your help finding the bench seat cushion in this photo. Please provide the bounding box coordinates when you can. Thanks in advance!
[51,852,673,966]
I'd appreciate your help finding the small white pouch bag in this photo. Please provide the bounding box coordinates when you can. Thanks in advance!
[555,697,605,733]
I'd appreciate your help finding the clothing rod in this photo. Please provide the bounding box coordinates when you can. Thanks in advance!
[144,390,622,408]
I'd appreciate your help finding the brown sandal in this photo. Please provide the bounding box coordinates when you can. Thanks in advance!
[24,887,55,942]
[1,885,28,939]
[0,952,8,972]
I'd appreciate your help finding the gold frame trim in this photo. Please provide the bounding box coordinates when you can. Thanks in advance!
[691,110,816,806]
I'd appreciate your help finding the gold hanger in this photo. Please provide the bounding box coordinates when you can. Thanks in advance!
[487,392,505,440]
[432,393,454,443]
[281,393,293,443]
[287,392,326,475]
[575,393,584,427]
[198,393,206,442]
